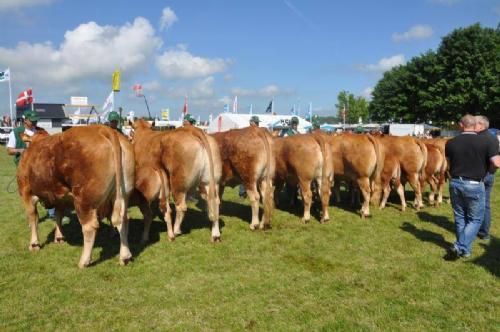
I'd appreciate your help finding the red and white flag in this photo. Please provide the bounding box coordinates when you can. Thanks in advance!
[133,83,143,97]
[182,95,188,115]
[16,89,33,108]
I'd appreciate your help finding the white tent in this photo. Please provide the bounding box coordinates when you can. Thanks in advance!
[206,113,311,134]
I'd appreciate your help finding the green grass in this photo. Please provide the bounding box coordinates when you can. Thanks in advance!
[0,144,499,331]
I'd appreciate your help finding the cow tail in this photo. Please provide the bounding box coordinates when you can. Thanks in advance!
[192,129,218,223]
[109,130,125,227]
[416,139,428,177]
[312,133,332,206]
[257,128,275,224]
[366,134,383,193]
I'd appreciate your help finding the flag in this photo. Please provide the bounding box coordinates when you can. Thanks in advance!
[182,96,188,115]
[265,100,273,113]
[307,102,312,121]
[249,104,253,115]
[101,91,114,121]
[209,113,213,124]
[232,96,238,113]
[0,68,10,82]
[223,104,229,113]
[161,108,169,120]
[290,104,296,115]
[112,70,121,91]
[133,83,143,97]
[16,89,33,108]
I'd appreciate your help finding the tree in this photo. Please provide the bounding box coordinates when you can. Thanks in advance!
[369,23,500,126]
[335,90,370,124]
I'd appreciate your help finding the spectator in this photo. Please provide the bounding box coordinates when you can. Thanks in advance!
[444,114,500,260]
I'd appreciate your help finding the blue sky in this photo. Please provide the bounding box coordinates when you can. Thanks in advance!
[0,0,498,120]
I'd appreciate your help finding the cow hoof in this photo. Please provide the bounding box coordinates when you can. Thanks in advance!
[249,224,258,231]
[120,256,132,266]
[78,260,91,269]
[174,230,182,236]
[29,243,41,251]
[301,218,310,224]
[168,236,176,242]
[54,237,65,244]
[211,236,222,243]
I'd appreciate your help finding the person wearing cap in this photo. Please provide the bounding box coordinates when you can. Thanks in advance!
[7,110,41,165]
[107,111,123,134]
[183,114,196,127]
[249,115,260,127]
[309,117,321,133]
[7,110,55,218]
[281,116,299,137]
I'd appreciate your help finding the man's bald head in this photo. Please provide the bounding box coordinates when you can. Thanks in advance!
[474,115,489,132]
[459,114,476,130]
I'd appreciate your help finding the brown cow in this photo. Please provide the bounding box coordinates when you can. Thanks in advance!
[131,119,222,242]
[420,142,446,206]
[420,137,449,205]
[274,133,333,223]
[17,125,135,268]
[327,133,382,218]
[374,135,427,211]
[212,127,275,230]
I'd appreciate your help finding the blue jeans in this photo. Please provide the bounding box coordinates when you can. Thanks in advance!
[478,173,494,238]
[449,178,485,256]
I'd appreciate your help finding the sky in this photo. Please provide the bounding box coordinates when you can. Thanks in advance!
[0,0,498,120]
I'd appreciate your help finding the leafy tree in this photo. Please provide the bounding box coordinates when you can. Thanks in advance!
[335,90,370,124]
[370,23,500,126]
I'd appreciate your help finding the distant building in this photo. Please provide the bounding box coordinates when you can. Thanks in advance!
[16,103,68,131]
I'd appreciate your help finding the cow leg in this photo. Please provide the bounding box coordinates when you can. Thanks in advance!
[54,208,65,244]
[116,215,132,265]
[164,202,175,241]
[246,183,261,230]
[428,177,438,206]
[396,183,407,211]
[379,185,390,209]
[24,196,41,251]
[299,180,313,223]
[407,173,423,210]
[317,178,330,223]
[76,208,99,268]
[333,182,341,203]
[173,192,187,237]
[357,178,371,218]
[138,199,153,244]
[259,179,273,229]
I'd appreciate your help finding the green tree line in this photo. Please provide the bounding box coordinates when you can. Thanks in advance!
[369,23,500,126]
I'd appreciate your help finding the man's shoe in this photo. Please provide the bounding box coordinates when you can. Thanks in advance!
[444,246,460,261]
[477,234,490,241]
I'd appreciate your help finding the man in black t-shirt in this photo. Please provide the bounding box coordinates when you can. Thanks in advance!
[444,114,500,260]
[475,115,498,241]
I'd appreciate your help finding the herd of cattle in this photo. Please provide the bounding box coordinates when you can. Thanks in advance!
[16,120,448,267]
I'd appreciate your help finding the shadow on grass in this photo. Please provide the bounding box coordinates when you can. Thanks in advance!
[41,203,223,266]
[472,236,500,277]
[417,211,454,233]
[400,222,450,250]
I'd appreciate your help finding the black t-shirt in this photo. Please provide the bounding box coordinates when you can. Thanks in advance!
[445,132,498,180]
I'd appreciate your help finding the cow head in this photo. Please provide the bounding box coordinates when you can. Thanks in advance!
[129,118,153,130]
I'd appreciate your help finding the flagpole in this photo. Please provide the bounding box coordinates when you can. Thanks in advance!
[143,95,152,119]
[8,68,13,125]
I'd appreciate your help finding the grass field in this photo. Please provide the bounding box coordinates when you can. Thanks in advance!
[0,144,499,331]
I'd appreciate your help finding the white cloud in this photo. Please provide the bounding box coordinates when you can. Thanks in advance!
[156,45,231,79]
[165,76,215,99]
[143,80,162,92]
[359,54,406,72]
[0,0,54,11]
[231,84,293,97]
[0,17,162,86]
[159,7,178,31]
[361,87,374,100]
[392,25,434,42]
